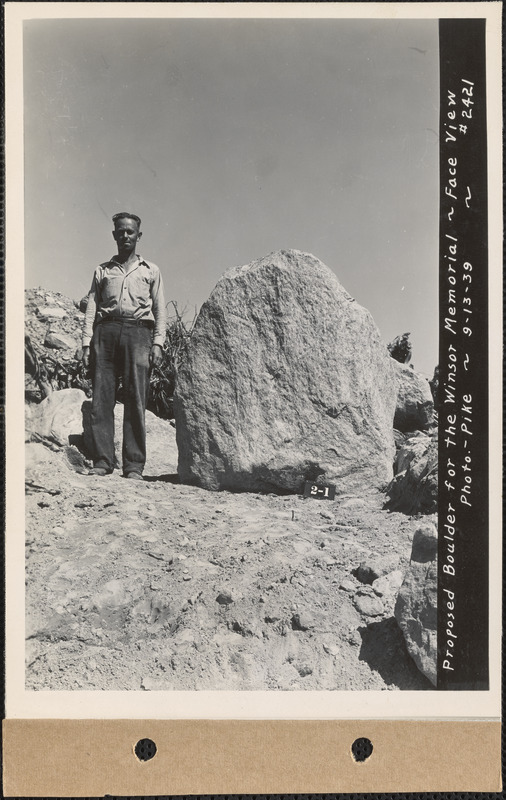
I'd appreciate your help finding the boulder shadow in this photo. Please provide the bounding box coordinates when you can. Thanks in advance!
[358,617,433,690]
[143,473,180,484]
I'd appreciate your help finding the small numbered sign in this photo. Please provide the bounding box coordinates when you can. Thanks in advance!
[303,481,336,501]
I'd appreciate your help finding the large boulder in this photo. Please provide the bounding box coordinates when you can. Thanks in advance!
[386,432,437,514]
[395,521,437,686]
[26,388,87,446]
[392,361,434,432]
[174,249,398,493]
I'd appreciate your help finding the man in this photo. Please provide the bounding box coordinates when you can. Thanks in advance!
[82,213,166,479]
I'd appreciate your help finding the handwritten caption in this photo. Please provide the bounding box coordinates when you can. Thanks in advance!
[441,77,477,674]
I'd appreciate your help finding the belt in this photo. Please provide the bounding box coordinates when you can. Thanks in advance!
[97,317,154,329]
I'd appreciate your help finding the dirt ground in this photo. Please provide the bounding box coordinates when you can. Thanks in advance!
[25,411,432,691]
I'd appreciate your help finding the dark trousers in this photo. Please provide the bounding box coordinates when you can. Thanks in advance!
[90,321,152,475]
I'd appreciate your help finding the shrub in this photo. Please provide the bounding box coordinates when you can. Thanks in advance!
[147,301,196,419]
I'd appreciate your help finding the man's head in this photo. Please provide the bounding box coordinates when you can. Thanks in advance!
[112,212,142,256]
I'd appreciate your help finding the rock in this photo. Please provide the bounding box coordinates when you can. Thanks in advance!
[372,569,404,597]
[410,523,438,563]
[44,331,76,351]
[216,591,234,605]
[174,249,398,494]
[62,445,90,474]
[37,306,68,321]
[387,332,412,364]
[291,611,314,631]
[391,361,434,432]
[92,579,129,610]
[28,388,87,446]
[395,522,437,686]
[354,554,400,585]
[353,594,385,617]
[339,578,357,593]
[323,643,340,656]
[174,629,196,645]
[355,586,375,597]
[386,433,437,514]
[393,429,407,452]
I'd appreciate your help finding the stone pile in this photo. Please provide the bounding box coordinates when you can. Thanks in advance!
[25,287,85,361]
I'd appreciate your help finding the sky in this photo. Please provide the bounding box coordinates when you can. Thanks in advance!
[23,17,439,375]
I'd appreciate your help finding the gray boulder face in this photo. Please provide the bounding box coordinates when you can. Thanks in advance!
[395,521,437,686]
[27,388,87,446]
[44,331,77,351]
[386,432,437,514]
[392,360,434,432]
[174,249,398,493]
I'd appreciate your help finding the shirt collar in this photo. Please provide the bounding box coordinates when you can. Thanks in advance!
[108,254,146,269]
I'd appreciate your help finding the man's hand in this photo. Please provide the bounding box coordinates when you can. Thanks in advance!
[150,343,163,368]
[82,346,90,369]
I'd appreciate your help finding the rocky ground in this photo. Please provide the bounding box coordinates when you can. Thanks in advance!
[25,406,432,691]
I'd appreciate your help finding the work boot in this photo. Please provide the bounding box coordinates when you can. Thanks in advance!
[89,466,113,477]
[125,472,143,481]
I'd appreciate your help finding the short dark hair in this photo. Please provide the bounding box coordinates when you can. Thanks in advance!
[112,212,141,228]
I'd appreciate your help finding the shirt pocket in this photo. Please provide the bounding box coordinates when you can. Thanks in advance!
[131,272,152,309]
[100,273,124,306]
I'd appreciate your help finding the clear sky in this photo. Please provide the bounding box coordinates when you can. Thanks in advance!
[24,17,439,375]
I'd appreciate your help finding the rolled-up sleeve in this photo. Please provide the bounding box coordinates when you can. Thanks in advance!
[82,272,99,348]
[151,268,167,347]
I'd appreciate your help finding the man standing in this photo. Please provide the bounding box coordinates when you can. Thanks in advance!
[82,213,166,479]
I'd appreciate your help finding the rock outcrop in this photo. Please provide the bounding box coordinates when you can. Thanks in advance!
[174,249,399,493]
[386,432,437,514]
[395,521,437,686]
[387,332,412,364]
[392,361,434,432]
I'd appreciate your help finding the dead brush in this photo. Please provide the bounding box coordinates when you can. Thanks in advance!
[147,301,196,420]
[26,350,92,399]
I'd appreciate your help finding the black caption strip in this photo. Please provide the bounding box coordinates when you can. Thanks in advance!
[438,18,489,690]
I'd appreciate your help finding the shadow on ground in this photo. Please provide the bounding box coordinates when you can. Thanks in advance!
[143,473,180,484]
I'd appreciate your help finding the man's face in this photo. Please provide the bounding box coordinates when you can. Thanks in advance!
[113,217,141,253]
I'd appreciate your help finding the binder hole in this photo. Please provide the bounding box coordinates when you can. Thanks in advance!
[351,737,373,762]
[135,738,157,761]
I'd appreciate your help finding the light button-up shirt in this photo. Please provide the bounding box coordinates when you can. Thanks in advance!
[82,255,166,348]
